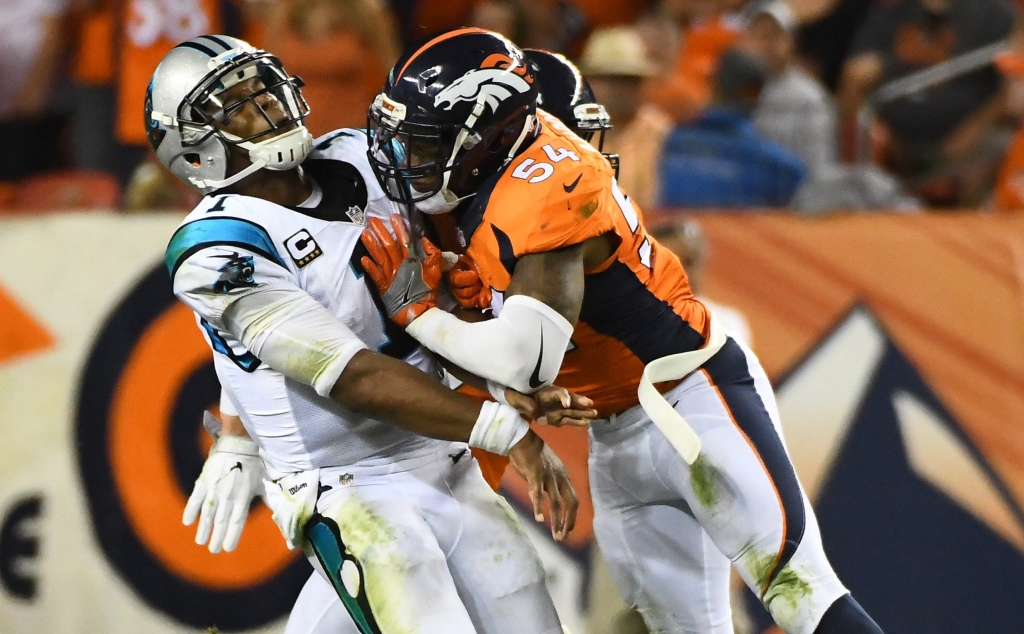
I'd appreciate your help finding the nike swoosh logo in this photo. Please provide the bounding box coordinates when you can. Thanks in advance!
[563,174,582,193]
[528,329,545,389]
[395,274,417,309]
[449,449,468,464]
[229,462,243,473]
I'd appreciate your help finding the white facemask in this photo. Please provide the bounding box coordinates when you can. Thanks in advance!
[413,186,462,215]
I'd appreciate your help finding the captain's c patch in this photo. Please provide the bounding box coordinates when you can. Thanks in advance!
[284,229,323,268]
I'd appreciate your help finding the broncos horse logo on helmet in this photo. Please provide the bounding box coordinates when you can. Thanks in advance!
[367,29,540,212]
[434,53,535,113]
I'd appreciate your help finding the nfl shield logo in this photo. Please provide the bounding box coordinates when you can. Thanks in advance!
[346,206,365,224]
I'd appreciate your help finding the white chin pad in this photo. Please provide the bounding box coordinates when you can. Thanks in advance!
[245,126,313,171]
[414,188,461,215]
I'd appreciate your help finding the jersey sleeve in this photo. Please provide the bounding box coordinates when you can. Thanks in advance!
[166,215,296,332]
[518,166,616,255]
[166,215,368,396]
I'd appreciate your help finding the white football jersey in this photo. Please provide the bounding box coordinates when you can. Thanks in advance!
[167,129,444,476]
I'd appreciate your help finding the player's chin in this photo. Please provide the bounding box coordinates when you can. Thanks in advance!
[410,175,443,194]
[254,119,300,142]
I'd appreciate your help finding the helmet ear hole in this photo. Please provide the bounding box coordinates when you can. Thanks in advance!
[184,153,202,167]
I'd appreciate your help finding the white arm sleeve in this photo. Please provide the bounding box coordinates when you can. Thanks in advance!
[173,245,367,398]
[406,295,573,394]
[223,288,368,397]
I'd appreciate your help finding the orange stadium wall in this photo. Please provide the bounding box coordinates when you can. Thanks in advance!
[0,211,1023,633]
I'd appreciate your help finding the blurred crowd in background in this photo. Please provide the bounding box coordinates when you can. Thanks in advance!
[2,0,1024,215]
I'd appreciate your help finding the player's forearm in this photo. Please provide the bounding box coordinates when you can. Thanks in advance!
[220,413,249,438]
[406,296,573,394]
[439,356,488,391]
[330,350,528,453]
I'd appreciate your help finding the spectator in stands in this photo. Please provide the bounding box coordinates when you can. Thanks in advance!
[261,0,400,136]
[645,0,749,123]
[740,0,917,214]
[0,0,71,182]
[658,48,806,208]
[466,0,588,53]
[69,0,116,174]
[838,0,1015,206]
[634,3,684,76]
[744,0,837,170]
[580,26,671,212]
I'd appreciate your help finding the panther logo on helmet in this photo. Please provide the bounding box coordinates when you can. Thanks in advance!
[433,53,533,114]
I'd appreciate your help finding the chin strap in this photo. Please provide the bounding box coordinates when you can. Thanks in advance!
[189,126,313,192]
[189,158,268,190]
[503,113,536,167]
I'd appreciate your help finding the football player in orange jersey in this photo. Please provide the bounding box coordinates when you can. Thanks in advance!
[362,29,885,634]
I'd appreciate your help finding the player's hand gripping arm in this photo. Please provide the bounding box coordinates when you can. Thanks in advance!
[330,350,579,538]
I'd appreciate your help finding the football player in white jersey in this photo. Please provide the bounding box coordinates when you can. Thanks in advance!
[146,35,590,634]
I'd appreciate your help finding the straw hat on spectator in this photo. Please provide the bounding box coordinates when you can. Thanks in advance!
[580,27,657,77]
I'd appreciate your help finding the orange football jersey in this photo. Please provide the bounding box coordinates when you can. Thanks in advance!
[460,111,710,418]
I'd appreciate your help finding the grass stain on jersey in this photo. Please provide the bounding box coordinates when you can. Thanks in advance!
[690,454,719,509]
[578,200,598,218]
[744,549,813,628]
[243,305,343,384]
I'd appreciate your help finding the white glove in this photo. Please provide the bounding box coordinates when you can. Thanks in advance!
[262,469,320,550]
[183,433,265,553]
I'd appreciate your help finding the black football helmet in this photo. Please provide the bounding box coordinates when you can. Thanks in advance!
[524,48,619,177]
[367,28,540,209]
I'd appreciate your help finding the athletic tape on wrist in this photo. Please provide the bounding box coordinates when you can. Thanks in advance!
[468,401,530,456]
[486,380,510,405]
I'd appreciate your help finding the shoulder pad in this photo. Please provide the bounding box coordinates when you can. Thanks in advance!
[309,128,369,163]
[166,215,286,279]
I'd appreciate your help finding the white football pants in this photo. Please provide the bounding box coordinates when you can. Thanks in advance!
[590,338,849,634]
[296,443,561,634]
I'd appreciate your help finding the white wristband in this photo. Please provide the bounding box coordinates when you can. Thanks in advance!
[486,380,510,405]
[214,434,260,456]
[469,402,530,456]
